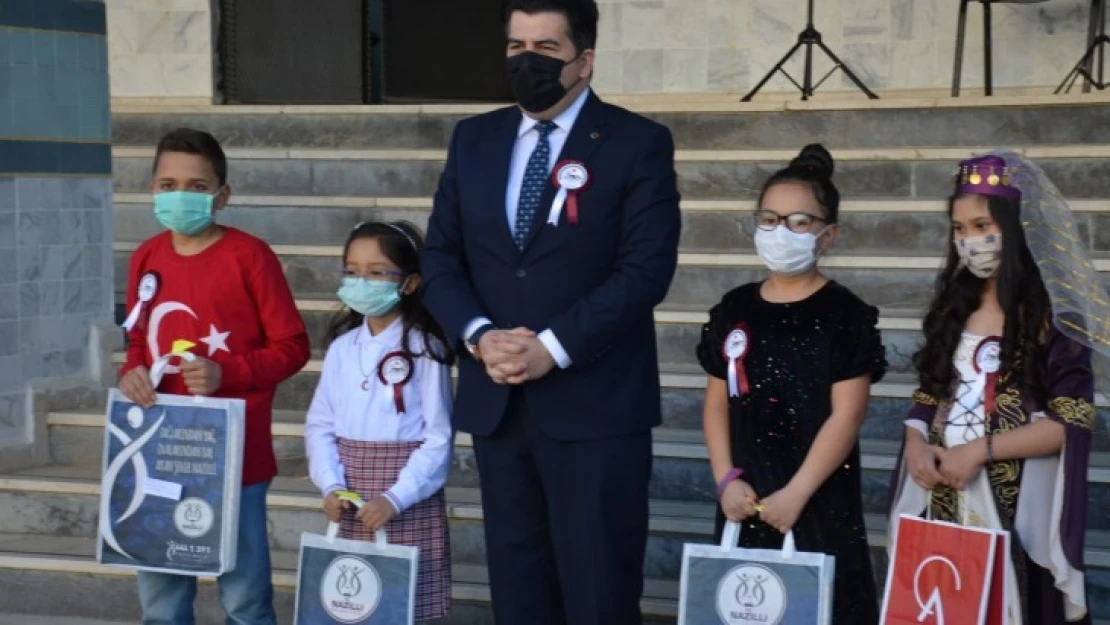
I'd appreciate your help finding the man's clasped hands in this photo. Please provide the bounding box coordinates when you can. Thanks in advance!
[477,328,556,385]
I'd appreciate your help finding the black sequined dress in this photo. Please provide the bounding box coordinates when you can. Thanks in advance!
[696,281,887,624]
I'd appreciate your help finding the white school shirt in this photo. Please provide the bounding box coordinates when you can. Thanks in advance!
[304,317,453,513]
[462,87,592,367]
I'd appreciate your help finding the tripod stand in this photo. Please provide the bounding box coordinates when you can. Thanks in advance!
[1056,0,1107,93]
[741,0,878,102]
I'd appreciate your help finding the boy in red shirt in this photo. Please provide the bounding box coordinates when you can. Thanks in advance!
[117,128,310,624]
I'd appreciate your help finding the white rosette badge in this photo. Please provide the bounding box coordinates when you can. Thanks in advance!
[547,159,592,226]
[378,351,414,414]
[722,323,752,399]
[121,271,160,332]
[973,336,1002,415]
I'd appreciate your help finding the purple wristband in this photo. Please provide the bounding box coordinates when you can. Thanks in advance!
[717,467,744,500]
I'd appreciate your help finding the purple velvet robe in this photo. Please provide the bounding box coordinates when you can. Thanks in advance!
[888,330,1095,624]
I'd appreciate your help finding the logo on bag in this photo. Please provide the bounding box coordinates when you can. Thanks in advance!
[716,564,787,624]
[321,555,382,622]
[173,497,214,538]
[913,556,963,625]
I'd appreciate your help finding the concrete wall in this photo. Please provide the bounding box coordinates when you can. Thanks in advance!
[102,0,1097,102]
[594,0,1094,95]
[0,0,115,447]
[104,0,214,102]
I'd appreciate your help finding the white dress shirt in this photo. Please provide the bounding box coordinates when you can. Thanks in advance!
[463,87,593,367]
[304,318,453,514]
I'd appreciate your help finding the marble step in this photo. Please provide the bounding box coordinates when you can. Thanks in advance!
[0,474,1109,621]
[0,617,134,625]
[288,302,919,375]
[43,408,1110,531]
[111,194,1110,256]
[92,354,1110,452]
[106,297,923,375]
[0,533,674,624]
[110,101,1110,151]
[110,246,1110,312]
[110,146,1110,200]
[4,466,1109,581]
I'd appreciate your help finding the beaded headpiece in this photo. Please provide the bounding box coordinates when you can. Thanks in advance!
[954,154,1021,202]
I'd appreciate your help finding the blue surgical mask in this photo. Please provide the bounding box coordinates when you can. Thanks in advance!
[153,191,216,235]
[337,277,402,317]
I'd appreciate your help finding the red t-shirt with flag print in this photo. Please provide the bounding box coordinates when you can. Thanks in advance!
[120,227,311,486]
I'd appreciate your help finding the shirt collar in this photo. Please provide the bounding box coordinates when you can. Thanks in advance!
[353,316,404,346]
[517,86,592,139]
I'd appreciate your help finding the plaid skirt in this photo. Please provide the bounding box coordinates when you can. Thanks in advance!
[338,438,451,621]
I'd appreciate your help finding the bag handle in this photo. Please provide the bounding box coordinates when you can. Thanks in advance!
[323,490,388,546]
[149,348,206,403]
[720,520,796,559]
[326,522,387,545]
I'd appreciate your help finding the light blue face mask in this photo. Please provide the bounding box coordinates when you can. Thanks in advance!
[337,277,402,318]
[153,191,216,235]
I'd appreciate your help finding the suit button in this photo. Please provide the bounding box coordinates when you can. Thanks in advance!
[515,269,527,278]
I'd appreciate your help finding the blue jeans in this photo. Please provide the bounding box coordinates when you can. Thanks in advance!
[137,481,276,625]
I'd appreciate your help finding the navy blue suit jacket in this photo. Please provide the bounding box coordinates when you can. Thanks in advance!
[421,92,681,441]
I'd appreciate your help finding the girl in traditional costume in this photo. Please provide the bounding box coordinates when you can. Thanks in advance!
[889,151,1098,623]
[698,145,887,623]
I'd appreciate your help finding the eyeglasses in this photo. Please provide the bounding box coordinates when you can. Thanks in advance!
[340,269,407,282]
[753,209,827,233]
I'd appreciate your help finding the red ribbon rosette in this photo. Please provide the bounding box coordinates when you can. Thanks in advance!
[377,351,414,414]
[973,336,1002,415]
[548,160,592,226]
[721,323,751,398]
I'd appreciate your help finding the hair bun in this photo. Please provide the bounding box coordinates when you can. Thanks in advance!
[789,144,835,179]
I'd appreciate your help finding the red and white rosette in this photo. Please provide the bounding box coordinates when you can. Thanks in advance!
[122,271,160,333]
[722,323,751,398]
[547,159,592,226]
[973,336,1002,415]
[378,351,414,414]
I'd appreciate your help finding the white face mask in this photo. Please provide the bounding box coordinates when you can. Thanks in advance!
[754,224,828,275]
[955,233,1002,278]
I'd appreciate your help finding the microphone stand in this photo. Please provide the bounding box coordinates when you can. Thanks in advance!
[741,0,879,102]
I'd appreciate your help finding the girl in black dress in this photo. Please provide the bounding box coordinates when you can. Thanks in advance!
[697,145,887,624]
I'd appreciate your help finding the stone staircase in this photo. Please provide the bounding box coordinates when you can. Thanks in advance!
[1,96,1110,623]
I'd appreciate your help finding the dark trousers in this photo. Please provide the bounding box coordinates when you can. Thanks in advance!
[472,390,652,625]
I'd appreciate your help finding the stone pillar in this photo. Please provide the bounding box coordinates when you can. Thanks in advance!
[0,0,115,450]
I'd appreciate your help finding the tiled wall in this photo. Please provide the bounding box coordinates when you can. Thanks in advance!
[0,0,115,446]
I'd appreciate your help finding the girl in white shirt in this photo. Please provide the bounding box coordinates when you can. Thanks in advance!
[305,220,454,621]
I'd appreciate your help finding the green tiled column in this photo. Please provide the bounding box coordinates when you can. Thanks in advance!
[0,0,113,444]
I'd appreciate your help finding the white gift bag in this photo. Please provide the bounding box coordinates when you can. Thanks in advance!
[678,521,835,625]
[294,496,419,625]
[97,389,245,576]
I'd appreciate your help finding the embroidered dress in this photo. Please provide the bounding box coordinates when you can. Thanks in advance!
[890,331,1095,624]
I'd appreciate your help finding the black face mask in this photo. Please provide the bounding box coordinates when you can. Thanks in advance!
[506,51,579,113]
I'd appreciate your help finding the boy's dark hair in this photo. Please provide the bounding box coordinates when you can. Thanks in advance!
[152,128,228,186]
[327,221,455,366]
[502,0,600,53]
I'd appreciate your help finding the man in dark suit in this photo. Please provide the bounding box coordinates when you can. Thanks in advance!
[421,1,681,622]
